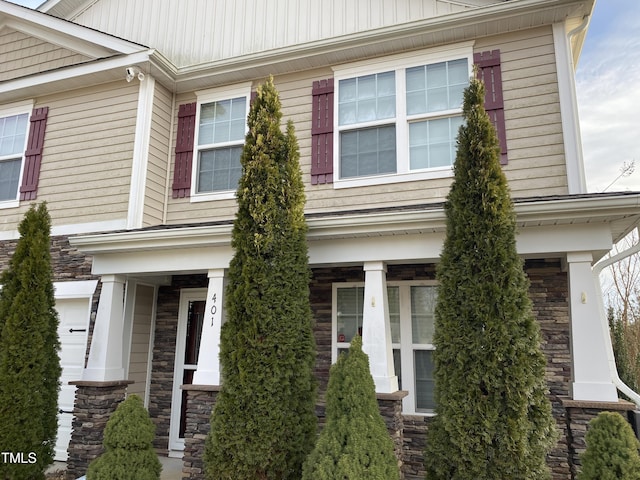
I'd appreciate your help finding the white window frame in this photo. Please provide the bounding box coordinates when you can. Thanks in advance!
[332,43,474,189]
[0,101,33,209]
[332,280,438,416]
[190,83,251,203]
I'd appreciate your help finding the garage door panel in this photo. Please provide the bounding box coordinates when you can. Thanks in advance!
[54,297,91,462]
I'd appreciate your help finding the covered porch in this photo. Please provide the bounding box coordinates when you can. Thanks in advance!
[65,193,640,479]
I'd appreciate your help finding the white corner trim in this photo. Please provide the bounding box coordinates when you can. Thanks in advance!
[552,22,587,194]
[127,74,156,229]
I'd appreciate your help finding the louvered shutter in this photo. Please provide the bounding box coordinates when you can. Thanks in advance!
[172,102,197,198]
[474,50,508,165]
[19,107,48,201]
[311,79,334,185]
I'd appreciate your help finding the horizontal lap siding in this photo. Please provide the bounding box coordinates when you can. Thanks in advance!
[476,27,568,196]
[36,83,138,227]
[144,83,173,226]
[0,29,91,81]
[165,27,565,224]
[73,0,473,68]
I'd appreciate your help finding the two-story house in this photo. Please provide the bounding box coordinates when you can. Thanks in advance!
[1,0,639,478]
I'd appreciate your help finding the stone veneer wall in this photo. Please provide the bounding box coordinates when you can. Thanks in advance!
[309,261,577,479]
[182,385,220,480]
[562,399,636,478]
[66,380,132,480]
[148,274,208,452]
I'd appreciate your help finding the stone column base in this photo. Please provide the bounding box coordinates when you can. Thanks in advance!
[377,390,408,479]
[181,384,221,480]
[66,380,133,479]
[561,397,636,479]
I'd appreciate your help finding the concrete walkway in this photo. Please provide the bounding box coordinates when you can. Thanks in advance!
[47,456,183,479]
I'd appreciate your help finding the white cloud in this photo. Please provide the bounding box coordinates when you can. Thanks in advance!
[576,1,640,192]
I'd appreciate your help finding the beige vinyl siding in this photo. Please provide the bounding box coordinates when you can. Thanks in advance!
[476,26,568,196]
[143,83,173,226]
[72,0,482,68]
[0,29,91,82]
[127,284,155,402]
[165,26,566,224]
[36,82,138,227]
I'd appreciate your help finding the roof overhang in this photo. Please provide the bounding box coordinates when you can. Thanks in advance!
[69,193,640,275]
[160,0,596,92]
[4,0,594,99]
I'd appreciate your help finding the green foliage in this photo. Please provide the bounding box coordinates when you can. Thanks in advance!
[423,78,557,479]
[0,203,61,480]
[302,336,400,480]
[578,411,640,480]
[204,76,317,480]
[609,307,640,395]
[86,394,161,480]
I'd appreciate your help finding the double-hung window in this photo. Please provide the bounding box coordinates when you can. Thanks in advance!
[0,106,30,205]
[334,44,473,188]
[192,84,250,201]
[333,281,438,415]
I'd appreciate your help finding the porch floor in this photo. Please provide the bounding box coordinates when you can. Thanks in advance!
[46,456,183,479]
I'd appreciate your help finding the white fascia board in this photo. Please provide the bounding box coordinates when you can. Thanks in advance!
[1,1,144,56]
[68,223,235,254]
[54,279,98,298]
[0,50,154,102]
[70,194,640,258]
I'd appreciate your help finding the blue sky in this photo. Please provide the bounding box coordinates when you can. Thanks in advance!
[576,0,640,192]
[7,0,639,192]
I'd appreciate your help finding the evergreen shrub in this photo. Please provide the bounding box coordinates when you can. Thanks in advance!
[204,76,316,480]
[302,335,400,480]
[0,203,61,480]
[423,77,557,479]
[86,394,161,480]
[578,411,640,480]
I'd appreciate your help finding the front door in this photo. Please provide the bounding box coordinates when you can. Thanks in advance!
[169,289,206,453]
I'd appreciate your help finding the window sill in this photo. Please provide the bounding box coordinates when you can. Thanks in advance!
[334,167,453,189]
[0,199,20,209]
[190,190,236,203]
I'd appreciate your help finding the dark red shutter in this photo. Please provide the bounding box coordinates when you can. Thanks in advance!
[311,79,334,185]
[19,107,48,201]
[474,50,507,165]
[172,102,197,198]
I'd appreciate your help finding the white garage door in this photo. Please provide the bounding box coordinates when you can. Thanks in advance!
[55,297,91,461]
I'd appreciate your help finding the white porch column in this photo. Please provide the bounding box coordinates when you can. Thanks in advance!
[82,275,127,382]
[192,269,225,385]
[362,261,398,393]
[567,252,618,401]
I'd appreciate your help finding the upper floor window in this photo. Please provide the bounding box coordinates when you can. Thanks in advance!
[191,84,250,202]
[0,112,29,203]
[333,44,473,188]
[333,281,438,415]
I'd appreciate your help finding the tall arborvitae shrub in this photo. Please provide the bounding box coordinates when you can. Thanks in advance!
[423,77,557,479]
[578,411,640,480]
[204,76,316,480]
[301,335,400,480]
[86,394,161,480]
[0,203,61,480]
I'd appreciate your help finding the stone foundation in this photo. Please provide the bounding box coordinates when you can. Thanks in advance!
[66,380,132,479]
[181,385,220,480]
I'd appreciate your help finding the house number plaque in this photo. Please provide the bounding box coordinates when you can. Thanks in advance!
[210,293,217,326]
